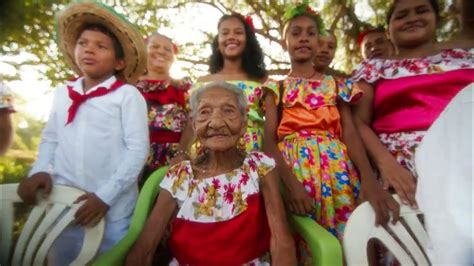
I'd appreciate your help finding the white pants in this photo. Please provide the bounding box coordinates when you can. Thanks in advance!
[415,84,473,265]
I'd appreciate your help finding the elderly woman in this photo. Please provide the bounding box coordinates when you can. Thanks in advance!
[126,81,296,265]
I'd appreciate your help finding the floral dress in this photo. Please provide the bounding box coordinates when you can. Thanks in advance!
[136,78,192,179]
[192,80,265,152]
[160,151,274,265]
[264,75,362,241]
[352,48,474,176]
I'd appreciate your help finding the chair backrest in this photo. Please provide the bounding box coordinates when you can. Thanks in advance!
[0,183,105,266]
[343,196,429,265]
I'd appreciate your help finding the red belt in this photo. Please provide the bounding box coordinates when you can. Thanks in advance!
[150,130,181,144]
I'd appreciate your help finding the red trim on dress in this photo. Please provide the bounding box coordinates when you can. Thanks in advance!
[169,193,270,265]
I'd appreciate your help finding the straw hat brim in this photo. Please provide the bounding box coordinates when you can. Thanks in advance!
[56,2,146,84]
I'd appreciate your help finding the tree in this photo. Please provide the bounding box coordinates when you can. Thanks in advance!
[1,0,456,85]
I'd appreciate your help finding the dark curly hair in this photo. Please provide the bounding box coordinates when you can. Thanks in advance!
[209,13,267,80]
[387,0,441,25]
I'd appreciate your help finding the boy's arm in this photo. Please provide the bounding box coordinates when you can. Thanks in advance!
[126,189,177,266]
[260,169,296,266]
[28,88,60,176]
[338,101,400,225]
[94,88,149,207]
[263,91,314,215]
[18,87,61,204]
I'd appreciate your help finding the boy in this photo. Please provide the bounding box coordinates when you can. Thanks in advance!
[17,2,148,263]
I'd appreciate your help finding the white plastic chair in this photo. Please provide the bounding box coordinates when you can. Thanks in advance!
[0,183,105,266]
[343,196,430,265]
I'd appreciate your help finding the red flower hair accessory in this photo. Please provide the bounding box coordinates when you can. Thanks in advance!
[357,26,386,47]
[244,15,255,32]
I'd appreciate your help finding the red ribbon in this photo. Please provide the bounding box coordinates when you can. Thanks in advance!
[66,79,124,125]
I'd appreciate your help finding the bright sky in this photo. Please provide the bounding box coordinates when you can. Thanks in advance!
[1,1,376,122]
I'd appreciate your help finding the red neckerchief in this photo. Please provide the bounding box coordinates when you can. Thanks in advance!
[66,79,124,125]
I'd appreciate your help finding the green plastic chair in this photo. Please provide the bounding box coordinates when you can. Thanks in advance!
[94,166,343,266]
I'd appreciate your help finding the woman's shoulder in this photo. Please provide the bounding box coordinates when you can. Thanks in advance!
[352,47,474,83]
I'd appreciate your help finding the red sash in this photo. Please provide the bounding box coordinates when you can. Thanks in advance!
[66,79,124,125]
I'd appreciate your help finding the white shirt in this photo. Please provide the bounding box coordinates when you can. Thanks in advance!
[30,76,149,222]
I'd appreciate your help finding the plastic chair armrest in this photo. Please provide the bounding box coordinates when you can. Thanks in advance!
[290,215,343,266]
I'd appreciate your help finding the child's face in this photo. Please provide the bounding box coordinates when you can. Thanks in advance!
[74,29,125,80]
[361,32,393,60]
[388,0,437,48]
[218,17,247,60]
[285,16,319,63]
[147,35,174,73]
[314,34,336,69]
[193,87,246,152]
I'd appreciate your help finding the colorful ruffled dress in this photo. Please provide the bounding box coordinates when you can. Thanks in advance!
[264,75,362,240]
[192,80,265,152]
[352,48,474,175]
[136,78,192,178]
[160,151,274,265]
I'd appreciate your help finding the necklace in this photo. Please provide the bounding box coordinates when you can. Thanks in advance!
[288,69,317,80]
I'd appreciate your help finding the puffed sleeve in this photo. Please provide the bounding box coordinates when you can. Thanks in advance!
[262,78,281,105]
[248,151,276,179]
[336,78,363,104]
[351,58,384,83]
[159,161,192,202]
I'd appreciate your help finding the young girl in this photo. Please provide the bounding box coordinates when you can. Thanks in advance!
[126,82,296,265]
[352,0,474,208]
[178,13,268,157]
[263,3,397,263]
[136,33,193,182]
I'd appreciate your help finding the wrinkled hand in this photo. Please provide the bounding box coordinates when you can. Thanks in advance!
[359,178,400,226]
[168,152,189,166]
[379,160,418,209]
[17,172,53,204]
[125,242,153,266]
[74,193,109,227]
[271,235,297,266]
[284,177,315,215]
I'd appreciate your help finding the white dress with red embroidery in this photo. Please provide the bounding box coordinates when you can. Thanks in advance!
[160,151,275,266]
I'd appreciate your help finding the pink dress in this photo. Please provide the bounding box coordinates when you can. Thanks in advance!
[352,48,474,175]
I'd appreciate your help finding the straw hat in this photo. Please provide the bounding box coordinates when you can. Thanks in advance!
[56,1,146,84]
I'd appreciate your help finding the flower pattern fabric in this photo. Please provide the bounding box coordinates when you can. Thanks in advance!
[264,76,361,241]
[136,78,192,176]
[352,48,474,175]
[378,131,425,177]
[160,151,275,223]
[352,48,474,83]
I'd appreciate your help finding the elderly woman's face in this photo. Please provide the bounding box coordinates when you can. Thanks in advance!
[193,87,246,152]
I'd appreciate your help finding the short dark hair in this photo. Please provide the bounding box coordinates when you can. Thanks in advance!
[209,13,267,80]
[387,0,441,25]
[76,23,125,59]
